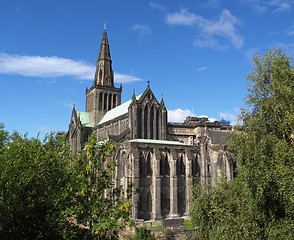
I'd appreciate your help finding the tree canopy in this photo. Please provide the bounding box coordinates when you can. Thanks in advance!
[0,128,134,240]
[190,49,294,239]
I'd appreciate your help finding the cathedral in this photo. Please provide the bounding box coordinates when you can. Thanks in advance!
[66,28,235,221]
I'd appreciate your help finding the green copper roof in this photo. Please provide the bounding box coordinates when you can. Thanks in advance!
[128,139,188,145]
[76,111,92,127]
[98,94,142,125]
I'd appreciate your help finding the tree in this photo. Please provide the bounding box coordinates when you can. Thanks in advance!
[0,130,70,239]
[190,49,294,239]
[63,135,135,240]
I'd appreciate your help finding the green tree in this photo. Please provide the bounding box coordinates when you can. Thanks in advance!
[0,130,70,239]
[64,135,135,240]
[190,49,294,239]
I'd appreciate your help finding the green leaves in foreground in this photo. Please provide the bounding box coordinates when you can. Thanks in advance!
[190,49,294,239]
[0,131,70,239]
[0,129,135,240]
[64,135,135,239]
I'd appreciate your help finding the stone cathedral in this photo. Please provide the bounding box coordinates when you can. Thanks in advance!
[66,29,235,221]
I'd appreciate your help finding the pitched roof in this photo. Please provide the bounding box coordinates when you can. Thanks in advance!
[76,111,92,127]
[98,94,142,125]
[207,129,230,144]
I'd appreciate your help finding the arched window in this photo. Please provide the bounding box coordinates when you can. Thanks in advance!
[192,154,200,177]
[99,92,103,110]
[180,155,185,176]
[150,106,154,139]
[99,69,102,82]
[156,110,160,140]
[160,153,170,176]
[104,93,107,110]
[137,108,142,138]
[139,153,144,176]
[144,105,148,139]
[177,155,185,176]
[113,94,116,108]
[146,153,152,176]
[108,94,112,110]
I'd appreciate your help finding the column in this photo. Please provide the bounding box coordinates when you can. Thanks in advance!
[131,148,140,219]
[169,149,179,218]
[152,148,162,220]
[185,150,193,216]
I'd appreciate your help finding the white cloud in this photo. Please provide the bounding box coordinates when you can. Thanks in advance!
[150,2,166,11]
[196,66,209,71]
[132,24,151,36]
[0,52,143,83]
[168,109,195,122]
[114,73,143,83]
[0,52,94,79]
[242,0,294,14]
[166,9,243,49]
[165,9,199,26]
[168,109,217,123]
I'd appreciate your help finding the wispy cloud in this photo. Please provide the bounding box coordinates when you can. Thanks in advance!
[35,126,57,133]
[166,9,199,26]
[150,2,166,11]
[166,9,243,49]
[287,24,294,35]
[196,66,209,71]
[131,24,151,36]
[62,101,75,109]
[242,0,294,14]
[0,52,143,83]
[114,73,143,83]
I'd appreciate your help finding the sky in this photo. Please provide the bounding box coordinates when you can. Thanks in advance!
[1,0,294,138]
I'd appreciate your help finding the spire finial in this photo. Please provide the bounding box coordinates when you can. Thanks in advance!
[104,21,107,31]
[147,80,150,87]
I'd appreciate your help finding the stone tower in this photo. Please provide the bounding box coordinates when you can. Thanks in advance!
[86,28,122,126]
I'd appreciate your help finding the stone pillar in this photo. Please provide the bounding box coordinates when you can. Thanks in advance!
[185,150,193,216]
[131,148,140,219]
[169,149,179,218]
[152,148,162,220]
[198,136,207,184]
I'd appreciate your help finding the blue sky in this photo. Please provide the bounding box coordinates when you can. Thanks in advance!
[1,0,294,138]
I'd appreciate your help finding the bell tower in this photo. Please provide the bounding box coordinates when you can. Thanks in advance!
[86,26,122,126]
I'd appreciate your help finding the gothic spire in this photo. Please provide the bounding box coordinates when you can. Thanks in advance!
[93,28,114,87]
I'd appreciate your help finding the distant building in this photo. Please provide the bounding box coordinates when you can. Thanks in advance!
[66,29,235,221]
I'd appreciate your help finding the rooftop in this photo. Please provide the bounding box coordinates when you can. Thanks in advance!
[98,94,142,125]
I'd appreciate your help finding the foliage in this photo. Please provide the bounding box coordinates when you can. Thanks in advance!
[0,130,70,239]
[190,49,294,239]
[64,135,135,239]
[0,123,8,149]
[133,227,154,240]
[164,228,173,240]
